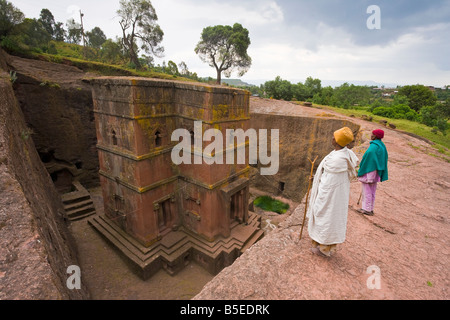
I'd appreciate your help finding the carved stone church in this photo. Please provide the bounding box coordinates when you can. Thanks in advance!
[88,77,263,279]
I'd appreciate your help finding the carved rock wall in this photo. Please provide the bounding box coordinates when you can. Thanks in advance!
[0,70,89,299]
[249,98,360,202]
[6,53,99,192]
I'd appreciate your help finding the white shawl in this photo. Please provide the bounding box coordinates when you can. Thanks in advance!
[307,147,359,245]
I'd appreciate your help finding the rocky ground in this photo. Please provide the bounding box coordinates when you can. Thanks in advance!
[194,100,450,300]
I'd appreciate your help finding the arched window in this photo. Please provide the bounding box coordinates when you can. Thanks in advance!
[155,131,162,147]
[112,130,118,146]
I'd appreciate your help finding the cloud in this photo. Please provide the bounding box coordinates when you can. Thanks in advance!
[237,0,450,85]
[66,5,81,21]
[283,0,450,46]
[154,0,283,27]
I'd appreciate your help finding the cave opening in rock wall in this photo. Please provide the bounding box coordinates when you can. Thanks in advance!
[75,161,83,169]
[50,169,74,193]
[39,150,55,163]
[278,181,285,194]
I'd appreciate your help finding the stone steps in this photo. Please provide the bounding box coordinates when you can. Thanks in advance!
[88,210,264,279]
[90,214,244,262]
[61,181,96,221]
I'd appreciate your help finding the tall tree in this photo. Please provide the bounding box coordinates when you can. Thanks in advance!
[178,61,189,76]
[195,23,251,84]
[53,22,66,42]
[99,38,126,64]
[304,76,322,98]
[398,85,438,112]
[39,9,55,38]
[15,18,51,49]
[38,8,65,42]
[66,18,82,44]
[264,76,293,100]
[0,0,25,37]
[117,0,164,69]
[86,27,107,49]
[331,83,372,108]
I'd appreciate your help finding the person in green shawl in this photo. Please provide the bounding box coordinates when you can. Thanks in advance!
[357,129,388,216]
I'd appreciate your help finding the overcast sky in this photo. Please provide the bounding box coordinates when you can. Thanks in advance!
[10,0,450,87]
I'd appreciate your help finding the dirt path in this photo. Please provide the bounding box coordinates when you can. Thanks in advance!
[194,102,450,300]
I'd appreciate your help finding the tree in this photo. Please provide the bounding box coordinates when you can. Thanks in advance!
[312,86,334,106]
[0,0,24,37]
[264,76,293,100]
[38,8,66,42]
[13,18,51,49]
[139,54,154,68]
[195,23,251,84]
[66,18,82,44]
[331,83,372,108]
[398,85,438,112]
[178,61,189,76]
[439,98,450,119]
[99,38,126,64]
[167,60,178,75]
[304,77,322,98]
[86,27,107,49]
[420,105,449,135]
[292,82,308,101]
[117,0,164,69]
[39,9,55,39]
[53,22,66,42]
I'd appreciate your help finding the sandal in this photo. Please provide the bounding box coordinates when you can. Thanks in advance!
[357,209,374,216]
[310,247,331,257]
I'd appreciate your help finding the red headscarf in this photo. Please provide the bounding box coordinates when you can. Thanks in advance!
[372,129,385,139]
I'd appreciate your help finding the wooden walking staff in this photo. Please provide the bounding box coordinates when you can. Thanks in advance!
[299,156,318,240]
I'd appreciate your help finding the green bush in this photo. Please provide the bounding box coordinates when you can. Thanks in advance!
[405,111,419,121]
[420,105,449,135]
[253,196,289,214]
[372,104,419,121]
[0,34,27,53]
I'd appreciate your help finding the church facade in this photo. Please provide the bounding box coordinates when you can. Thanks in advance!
[89,77,263,278]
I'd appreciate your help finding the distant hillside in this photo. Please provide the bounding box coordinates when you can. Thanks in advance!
[242,78,400,88]
[320,79,400,88]
[221,79,255,87]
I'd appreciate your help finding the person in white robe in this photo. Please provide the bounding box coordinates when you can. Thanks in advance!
[307,127,359,257]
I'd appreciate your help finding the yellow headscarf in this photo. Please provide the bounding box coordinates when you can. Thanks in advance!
[334,127,354,147]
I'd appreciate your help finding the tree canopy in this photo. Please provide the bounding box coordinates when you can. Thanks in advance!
[86,27,107,49]
[66,18,82,44]
[0,0,24,37]
[117,0,164,69]
[195,23,251,84]
[398,85,438,111]
[38,9,55,38]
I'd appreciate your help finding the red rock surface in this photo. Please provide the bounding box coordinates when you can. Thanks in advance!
[194,100,450,300]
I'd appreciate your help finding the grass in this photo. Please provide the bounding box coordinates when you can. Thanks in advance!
[38,52,193,81]
[298,102,450,154]
[4,42,194,82]
[254,196,290,214]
